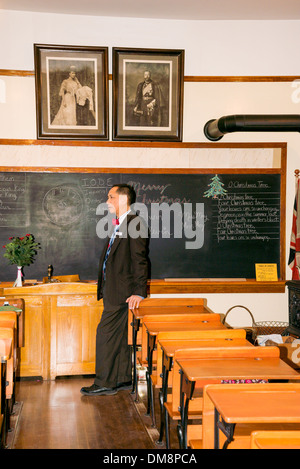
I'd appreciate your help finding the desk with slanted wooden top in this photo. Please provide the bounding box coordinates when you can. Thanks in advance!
[176,348,300,449]
[142,314,225,426]
[143,313,224,362]
[157,332,251,447]
[206,383,300,449]
[0,336,12,448]
[0,316,16,449]
[0,317,17,400]
[129,298,210,398]
[0,300,24,349]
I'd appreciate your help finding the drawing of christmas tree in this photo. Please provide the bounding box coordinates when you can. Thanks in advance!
[204,174,227,198]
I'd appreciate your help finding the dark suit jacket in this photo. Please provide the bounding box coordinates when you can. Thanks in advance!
[97,213,149,305]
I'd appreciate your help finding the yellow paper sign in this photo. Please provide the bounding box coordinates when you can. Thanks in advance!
[255,264,278,281]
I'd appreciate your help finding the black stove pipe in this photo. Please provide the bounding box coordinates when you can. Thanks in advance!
[203,114,300,141]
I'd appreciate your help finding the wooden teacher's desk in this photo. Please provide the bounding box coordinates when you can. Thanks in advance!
[0,282,100,380]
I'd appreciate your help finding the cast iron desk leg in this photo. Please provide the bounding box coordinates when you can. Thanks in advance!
[214,408,236,449]
[146,333,156,427]
[131,316,140,402]
[157,352,172,446]
[178,370,195,449]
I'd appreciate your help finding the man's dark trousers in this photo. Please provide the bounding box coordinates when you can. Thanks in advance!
[94,294,132,388]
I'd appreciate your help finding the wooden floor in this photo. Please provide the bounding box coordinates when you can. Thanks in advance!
[9,376,179,450]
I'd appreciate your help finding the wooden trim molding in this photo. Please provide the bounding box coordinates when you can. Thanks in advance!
[0,138,288,149]
[0,69,300,82]
[0,69,35,77]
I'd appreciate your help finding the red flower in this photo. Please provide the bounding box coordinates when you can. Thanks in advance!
[19,237,24,240]
[8,237,13,240]
[26,234,31,237]
[2,245,6,248]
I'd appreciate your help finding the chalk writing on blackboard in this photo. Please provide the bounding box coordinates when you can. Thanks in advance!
[213,177,280,243]
[43,185,85,226]
[0,173,28,227]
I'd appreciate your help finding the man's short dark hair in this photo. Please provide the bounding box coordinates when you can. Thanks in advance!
[113,184,136,205]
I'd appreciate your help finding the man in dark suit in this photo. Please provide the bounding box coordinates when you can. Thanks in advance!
[81,184,149,396]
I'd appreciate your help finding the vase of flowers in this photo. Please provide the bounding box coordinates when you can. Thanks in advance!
[3,234,41,287]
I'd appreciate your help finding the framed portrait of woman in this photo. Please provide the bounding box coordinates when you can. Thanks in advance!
[34,44,109,140]
[112,47,184,141]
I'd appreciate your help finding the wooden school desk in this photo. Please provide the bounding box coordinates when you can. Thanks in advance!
[177,352,300,449]
[128,297,209,349]
[157,333,251,446]
[142,314,225,426]
[0,317,17,400]
[205,383,300,449]
[143,314,224,367]
[129,302,211,398]
[0,337,12,449]
[0,300,24,349]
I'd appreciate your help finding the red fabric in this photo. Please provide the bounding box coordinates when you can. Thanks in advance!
[289,178,300,280]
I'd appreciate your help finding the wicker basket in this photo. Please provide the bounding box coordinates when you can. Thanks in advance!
[222,305,289,343]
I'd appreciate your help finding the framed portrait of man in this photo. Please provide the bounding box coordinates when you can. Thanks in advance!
[112,48,184,141]
[34,44,109,140]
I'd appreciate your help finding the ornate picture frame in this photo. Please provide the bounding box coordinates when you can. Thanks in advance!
[112,47,184,141]
[34,44,109,140]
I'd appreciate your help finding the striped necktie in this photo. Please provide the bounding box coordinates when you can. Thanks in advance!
[102,226,119,279]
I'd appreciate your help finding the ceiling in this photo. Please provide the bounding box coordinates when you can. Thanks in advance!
[2,0,300,20]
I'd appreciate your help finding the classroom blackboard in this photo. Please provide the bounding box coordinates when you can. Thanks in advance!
[0,169,282,282]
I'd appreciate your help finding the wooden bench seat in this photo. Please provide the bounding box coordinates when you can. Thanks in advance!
[190,424,300,450]
[250,430,300,449]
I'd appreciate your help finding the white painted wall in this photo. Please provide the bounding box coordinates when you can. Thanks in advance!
[1,11,300,75]
[1,9,300,326]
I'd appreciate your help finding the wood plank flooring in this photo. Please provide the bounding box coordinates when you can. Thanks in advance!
[9,376,179,450]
